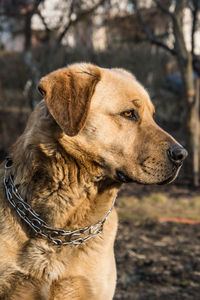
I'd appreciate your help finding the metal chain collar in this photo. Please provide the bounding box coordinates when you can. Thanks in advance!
[3,158,117,246]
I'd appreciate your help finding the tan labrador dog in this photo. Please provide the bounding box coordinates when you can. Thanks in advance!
[0,63,187,300]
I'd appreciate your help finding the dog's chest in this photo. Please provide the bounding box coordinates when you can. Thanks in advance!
[21,237,112,278]
[16,239,116,299]
[47,245,116,299]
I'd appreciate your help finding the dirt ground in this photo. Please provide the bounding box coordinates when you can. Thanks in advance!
[114,220,200,300]
[114,183,200,300]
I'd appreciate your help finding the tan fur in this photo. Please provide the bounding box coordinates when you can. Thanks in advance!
[0,63,185,299]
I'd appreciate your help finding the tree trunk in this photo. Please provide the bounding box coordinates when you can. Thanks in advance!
[178,53,199,185]
[23,11,40,108]
[24,12,32,51]
[194,77,200,186]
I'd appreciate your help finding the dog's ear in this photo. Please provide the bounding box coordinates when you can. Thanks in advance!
[38,64,100,136]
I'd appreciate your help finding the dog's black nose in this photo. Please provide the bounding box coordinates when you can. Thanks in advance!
[168,145,188,164]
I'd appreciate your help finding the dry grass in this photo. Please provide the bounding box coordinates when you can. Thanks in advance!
[117,193,200,222]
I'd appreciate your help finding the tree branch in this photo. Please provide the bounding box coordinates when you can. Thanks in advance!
[153,0,174,19]
[36,9,51,34]
[24,0,44,51]
[172,0,188,61]
[0,0,44,17]
[56,0,106,45]
[191,0,199,56]
[56,0,74,45]
[175,0,188,15]
[132,1,177,56]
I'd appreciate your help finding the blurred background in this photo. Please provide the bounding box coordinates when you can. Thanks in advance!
[0,0,200,299]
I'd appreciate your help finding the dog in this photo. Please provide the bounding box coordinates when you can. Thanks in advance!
[0,63,187,299]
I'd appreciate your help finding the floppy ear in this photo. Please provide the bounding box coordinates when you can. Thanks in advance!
[38,64,101,136]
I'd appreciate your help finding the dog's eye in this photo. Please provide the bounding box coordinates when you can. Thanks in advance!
[121,110,137,120]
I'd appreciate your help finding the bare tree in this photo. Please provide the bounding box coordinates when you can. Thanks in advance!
[1,0,106,107]
[131,0,200,186]
[55,0,106,45]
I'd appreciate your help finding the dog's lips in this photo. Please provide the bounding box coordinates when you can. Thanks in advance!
[158,175,176,185]
[115,164,182,185]
[116,170,134,183]
[158,164,182,185]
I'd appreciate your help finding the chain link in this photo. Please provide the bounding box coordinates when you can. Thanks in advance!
[3,158,117,246]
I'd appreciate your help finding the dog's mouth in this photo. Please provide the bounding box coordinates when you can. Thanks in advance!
[116,170,134,183]
[116,163,182,185]
[158,164,182,185]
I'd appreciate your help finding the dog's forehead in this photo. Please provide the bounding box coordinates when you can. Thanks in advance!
[92,68,154,114]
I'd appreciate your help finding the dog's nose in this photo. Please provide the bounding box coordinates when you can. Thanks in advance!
[168,145,188,164]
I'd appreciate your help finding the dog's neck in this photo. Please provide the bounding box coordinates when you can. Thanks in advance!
[9,119,120,231]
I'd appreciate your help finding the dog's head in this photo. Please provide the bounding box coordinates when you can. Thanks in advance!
[38,63,187,185]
